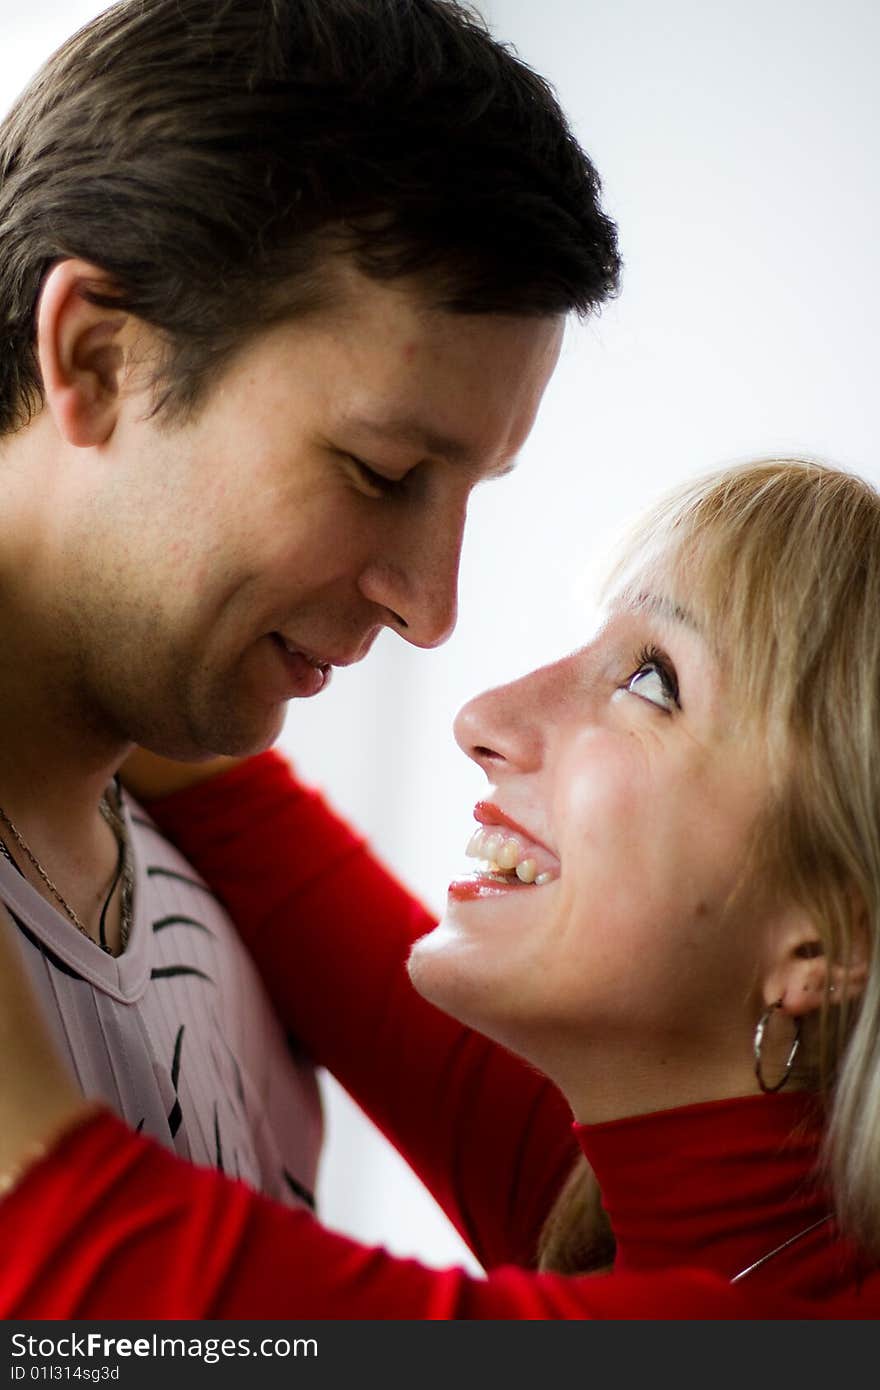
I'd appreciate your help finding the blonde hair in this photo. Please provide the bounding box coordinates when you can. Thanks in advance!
[539,457,880,1272]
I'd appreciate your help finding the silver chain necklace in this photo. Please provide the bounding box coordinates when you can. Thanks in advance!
[730,1214,832,1283]
[0,786,133,956]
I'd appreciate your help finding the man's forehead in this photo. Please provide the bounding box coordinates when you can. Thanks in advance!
[321,302,563,474]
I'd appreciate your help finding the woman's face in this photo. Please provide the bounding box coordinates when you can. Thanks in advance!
[408,565,792,1121]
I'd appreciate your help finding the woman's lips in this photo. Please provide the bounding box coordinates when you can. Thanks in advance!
[474,800,545,844]
[450,806,561,902]
[465,810,560,879]
[447,874,539,903]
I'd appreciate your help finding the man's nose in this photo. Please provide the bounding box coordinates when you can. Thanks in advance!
[358,504,464,650]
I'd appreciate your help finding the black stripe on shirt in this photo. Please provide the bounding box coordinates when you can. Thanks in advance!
[213,1103,224,1173]
[8,912,86,981]
[151,964,214,984]
[171,1025,185,1091]
[153,914,215,937]
[282,1168,316,1212]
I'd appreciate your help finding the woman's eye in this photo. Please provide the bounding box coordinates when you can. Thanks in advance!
[625,650,680,711]
[346,455,407,499]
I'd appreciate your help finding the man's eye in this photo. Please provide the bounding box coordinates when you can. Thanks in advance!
[625,647,680,711]
[346,455,407,499]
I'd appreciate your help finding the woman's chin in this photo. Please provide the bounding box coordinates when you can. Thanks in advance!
[406,915,515,1038]
[408,916,455,988]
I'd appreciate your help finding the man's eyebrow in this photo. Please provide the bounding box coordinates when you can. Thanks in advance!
[339,414,491,468]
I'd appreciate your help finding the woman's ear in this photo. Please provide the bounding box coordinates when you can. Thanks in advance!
[763,898,870,1018]
[36,259,130,447]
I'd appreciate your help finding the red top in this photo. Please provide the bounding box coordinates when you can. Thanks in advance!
[0,750,877,1318]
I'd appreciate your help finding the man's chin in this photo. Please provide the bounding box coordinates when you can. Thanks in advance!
[136,701,287,763]
[195,711,286,760]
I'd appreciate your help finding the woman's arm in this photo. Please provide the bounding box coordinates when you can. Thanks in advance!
[0,842,872,1317]
[138,750,578,1271]
[1,1105,839,1318]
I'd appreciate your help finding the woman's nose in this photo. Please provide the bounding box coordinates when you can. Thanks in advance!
[453,666,551,779]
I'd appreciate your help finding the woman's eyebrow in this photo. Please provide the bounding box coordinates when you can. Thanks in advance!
[631,592,702,635]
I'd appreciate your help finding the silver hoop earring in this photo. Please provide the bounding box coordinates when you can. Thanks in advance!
[754,1001,801,1094]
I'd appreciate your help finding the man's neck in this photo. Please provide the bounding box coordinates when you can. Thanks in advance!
[0,713,132,953]
[0,689,129,826]
[0,429,133,949]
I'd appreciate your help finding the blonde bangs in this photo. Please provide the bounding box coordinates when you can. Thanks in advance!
[606,460,880,771]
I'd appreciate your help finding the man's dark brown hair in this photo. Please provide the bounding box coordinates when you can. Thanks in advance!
[0,0,620,434]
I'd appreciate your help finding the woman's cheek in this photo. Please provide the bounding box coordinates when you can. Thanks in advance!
[559,731,644,864]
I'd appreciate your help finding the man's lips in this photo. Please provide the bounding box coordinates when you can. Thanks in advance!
[271,629,380,669]
[268,635,332,697]
[262,626,380,702]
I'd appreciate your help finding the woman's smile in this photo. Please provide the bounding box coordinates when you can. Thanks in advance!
[448,801,562,900]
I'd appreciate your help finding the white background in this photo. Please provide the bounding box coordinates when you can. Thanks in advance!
[3,0,879,1273]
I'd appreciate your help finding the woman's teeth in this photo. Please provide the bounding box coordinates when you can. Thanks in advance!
[465,827,557,886]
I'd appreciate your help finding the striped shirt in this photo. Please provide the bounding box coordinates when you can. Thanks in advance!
[0,792,321,1209]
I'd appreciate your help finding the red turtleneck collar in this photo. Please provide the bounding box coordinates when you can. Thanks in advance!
[573,1092,862,1296]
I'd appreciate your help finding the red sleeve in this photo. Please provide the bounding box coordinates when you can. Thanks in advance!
[142,750,577,1272]
[4,1111,875,1319]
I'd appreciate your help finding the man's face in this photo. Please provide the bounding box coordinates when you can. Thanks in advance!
[53,269,563,757]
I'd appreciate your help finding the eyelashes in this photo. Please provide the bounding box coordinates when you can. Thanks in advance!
[626,644,681,711]
[345,455,409,499]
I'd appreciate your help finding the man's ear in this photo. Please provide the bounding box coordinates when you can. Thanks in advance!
[36,259,130,447]
[763,898,870,1018]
